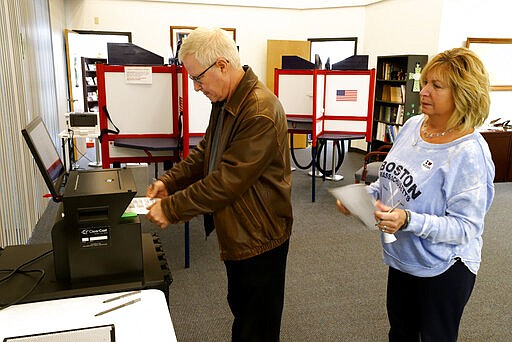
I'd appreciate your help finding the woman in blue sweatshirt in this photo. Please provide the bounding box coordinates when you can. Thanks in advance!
[338,47,495,341]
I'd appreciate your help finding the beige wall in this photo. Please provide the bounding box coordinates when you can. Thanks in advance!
[59,0,512,125]
[63,0,365,82]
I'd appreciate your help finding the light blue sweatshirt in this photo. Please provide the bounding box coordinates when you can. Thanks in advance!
[367,115,495,277]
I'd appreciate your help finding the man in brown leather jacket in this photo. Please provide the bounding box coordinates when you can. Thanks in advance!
[146,27,293,341]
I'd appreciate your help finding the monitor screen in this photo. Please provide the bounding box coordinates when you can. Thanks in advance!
[22,116,65,202]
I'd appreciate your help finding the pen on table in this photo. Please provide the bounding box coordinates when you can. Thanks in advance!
[95,297,141,317]
[103,290,141,303]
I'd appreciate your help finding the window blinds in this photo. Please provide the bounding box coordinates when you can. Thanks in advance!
[0,0,59,246]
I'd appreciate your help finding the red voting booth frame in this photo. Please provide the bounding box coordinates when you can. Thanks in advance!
[274,68,376,202]
[96,64,200,268]
[97,64,182,168]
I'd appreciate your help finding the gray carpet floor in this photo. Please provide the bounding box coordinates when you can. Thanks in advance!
[29,147,512,341]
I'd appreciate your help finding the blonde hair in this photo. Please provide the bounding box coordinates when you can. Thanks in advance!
[178,27,241,69]
[420,47,490,130]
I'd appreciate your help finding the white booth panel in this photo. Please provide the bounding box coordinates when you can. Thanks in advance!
[316,74,325,119]
[188,82,211,134]
[323,119,367,132]
[324,74,370,116]
[278,74,313,115]
[105,71,174,134]
[315,120,323,136]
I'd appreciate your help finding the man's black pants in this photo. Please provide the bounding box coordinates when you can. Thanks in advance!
[224,239,289,342]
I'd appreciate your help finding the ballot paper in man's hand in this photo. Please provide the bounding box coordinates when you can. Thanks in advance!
[124,197,157,215]
[329,184,377,230]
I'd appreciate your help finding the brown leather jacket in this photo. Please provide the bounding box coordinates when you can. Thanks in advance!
[158,66,293,261]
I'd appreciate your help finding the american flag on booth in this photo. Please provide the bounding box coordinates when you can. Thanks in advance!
[336,89,358,101]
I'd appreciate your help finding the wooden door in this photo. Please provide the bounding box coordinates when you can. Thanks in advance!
[266,40,310,92]
[267,40,310,148]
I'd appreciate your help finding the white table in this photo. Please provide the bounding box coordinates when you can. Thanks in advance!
[0,289,177,341]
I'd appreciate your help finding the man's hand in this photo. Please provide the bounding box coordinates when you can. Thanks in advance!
[146,199,170,229]
[146,180,168,199]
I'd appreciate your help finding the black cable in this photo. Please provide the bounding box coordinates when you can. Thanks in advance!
[0,249,52,283]
[290,134,313,170]
[289,134,344,174]
[314,139,343,176]
[67,129,94,164]
[73,144,93,163]
[0,269,45,310]
[0,249,53,310]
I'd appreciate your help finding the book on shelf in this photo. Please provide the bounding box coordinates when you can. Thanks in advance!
[396,105,404,125]
[381,84,404,104]
[385,124,400,143]
[376,122,385,141]
[379,107,386,122]
[381,62,406,81]
[376,122,388,142]
[390,86,402,103]
[375,122,400,143]
[381,84,390,101]
[386,125,395,143]
[379,106,399,123]
[383,63,391,80]
[85,76,96,86]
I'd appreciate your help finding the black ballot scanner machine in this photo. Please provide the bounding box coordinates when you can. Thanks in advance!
[52,168,143,284]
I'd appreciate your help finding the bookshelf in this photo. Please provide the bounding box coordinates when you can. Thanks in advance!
[81,57,106,112]
[371,54,428,150]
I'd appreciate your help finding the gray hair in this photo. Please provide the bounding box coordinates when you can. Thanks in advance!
[178,27,241,69]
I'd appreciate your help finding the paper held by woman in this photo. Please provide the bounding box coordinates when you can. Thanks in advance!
[329,184,396,243]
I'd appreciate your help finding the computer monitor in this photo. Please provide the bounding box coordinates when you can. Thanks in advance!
[21,116,65,202]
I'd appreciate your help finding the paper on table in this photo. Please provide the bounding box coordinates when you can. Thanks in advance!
[329,184,377,230]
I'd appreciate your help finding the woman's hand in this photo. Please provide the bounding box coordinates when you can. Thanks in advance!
[336,199,351,216]
[374,200,407,234]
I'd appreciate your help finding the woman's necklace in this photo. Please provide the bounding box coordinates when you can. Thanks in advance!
[422,119,454,139]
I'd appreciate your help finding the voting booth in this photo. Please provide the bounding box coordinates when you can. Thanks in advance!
[275,68,376,201]
[96,64,181,169]
[275,68,375,145]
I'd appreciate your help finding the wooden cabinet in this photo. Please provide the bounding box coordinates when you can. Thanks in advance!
[371,54,428,150]
[480,129,512,182]
[81,57,106,112]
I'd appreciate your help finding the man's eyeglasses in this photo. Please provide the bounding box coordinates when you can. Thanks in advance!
[189,61,217,84]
